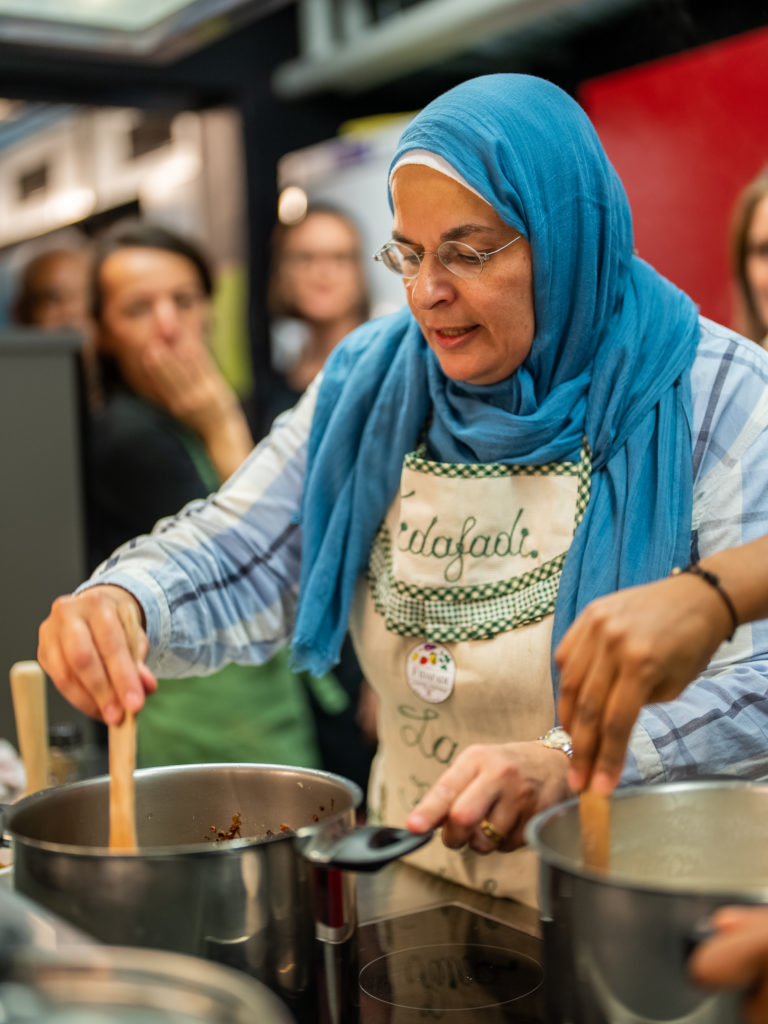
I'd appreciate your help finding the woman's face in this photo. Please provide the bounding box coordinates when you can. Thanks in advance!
[97,246,209,392]
[391,164,534,386]
[746,193,768,336]
[279,212,365,326]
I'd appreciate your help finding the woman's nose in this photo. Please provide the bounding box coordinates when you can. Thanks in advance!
[153,298,180,337]
[408,254,456,308]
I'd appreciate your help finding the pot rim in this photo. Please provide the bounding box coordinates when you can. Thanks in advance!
[4,762,363,859]
[525,779,768,899]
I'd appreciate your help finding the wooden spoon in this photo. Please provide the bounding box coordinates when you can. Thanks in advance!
[9,660,49,796]
[109,606,141,852]
[579,789,611,872]
[109,709,137,851]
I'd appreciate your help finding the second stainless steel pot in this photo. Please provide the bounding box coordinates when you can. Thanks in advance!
[0,763,381,1021]
[526,780,768,1024]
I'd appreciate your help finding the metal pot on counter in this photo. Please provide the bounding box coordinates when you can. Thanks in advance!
[526,780,768,1024]
[0,763,431,1023]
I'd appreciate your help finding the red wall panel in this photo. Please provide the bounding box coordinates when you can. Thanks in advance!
[579,26,768,330]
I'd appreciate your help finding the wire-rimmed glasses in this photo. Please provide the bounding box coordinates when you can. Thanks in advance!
[373,235,521,280]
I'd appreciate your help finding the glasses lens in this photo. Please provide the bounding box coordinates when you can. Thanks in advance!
[378,242,421,278]
[437,241,484,279]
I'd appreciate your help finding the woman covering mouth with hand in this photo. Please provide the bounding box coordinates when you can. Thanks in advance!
[38,74,768,908]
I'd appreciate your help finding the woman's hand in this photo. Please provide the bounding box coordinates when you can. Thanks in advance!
[38,585,157,725]
[689,906,768,1024]
[555,573,732,794]
[405,741,571,853]
[141,336,253,481]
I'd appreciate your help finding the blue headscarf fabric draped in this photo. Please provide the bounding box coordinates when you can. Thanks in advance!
[291,74,700,681]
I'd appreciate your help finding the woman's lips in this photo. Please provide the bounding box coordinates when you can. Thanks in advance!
[431,325,478,349]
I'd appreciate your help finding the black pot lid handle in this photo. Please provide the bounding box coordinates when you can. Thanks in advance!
[296,823,434,872]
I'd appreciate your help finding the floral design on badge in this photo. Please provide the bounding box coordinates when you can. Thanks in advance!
[406,641,455,704]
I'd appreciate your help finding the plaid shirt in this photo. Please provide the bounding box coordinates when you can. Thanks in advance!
[85,316,768,785]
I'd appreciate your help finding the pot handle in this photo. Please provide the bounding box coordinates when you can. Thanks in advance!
[297,822,433,872]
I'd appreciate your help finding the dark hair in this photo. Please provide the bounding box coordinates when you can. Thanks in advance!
[91,220,213,321]
[267,202,370,322]
[730,165,768,342]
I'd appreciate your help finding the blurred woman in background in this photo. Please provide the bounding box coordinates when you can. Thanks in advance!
[263,202,370,428]
[262,202,377,793]
[731,165,768,347]
[86,219,330,770]
[13,248,92,332]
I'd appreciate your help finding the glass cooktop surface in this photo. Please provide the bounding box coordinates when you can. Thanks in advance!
[347,902,545,1023]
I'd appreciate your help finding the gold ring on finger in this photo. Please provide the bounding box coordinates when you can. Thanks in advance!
[479,818,506,844]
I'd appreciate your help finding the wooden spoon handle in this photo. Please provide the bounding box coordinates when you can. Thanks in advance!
[9,661,49,796]
[109,711,137,851]
[579,789,611,872]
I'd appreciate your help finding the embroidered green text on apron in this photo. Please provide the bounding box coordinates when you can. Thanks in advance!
[349,441,591,906]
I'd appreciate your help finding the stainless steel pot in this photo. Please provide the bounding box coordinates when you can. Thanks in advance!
[0,763,425,1022]
[525,780,768,1024]
[3,944,296,1023]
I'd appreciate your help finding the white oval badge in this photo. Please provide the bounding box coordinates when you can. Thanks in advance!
[406,641,456,703]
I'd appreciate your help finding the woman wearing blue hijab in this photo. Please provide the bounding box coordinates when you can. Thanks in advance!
[39,75,768,905]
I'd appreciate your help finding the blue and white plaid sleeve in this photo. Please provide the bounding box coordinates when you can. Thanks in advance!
[78,378,321,679]
[624,317,768,784]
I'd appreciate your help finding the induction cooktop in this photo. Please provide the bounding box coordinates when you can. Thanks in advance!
[317,902,546,1024]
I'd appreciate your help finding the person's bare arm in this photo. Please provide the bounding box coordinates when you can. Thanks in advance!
[556,536,768,793]
[142,336,253,481]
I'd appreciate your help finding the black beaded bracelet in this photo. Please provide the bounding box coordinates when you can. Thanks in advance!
[669,563,738,641]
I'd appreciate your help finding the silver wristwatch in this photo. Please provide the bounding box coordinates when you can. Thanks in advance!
[537,726,574,757]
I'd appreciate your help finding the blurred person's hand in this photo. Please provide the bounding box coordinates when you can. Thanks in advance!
[689,906,768,1024]
[142,335,253,482]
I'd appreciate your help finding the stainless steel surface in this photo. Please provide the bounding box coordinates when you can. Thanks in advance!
[4,763,361,1021]
[526,781,766,1024]
[4,945,295,1023]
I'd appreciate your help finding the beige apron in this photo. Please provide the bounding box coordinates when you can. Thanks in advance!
[349,441,591,907]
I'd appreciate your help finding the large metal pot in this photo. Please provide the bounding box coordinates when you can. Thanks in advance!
[0,763,384,1022]
[525,780,768,1024]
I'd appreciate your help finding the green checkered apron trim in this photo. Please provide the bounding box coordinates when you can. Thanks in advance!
[367,437,592,642]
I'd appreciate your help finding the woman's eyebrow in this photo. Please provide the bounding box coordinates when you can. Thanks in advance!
[392,223,499,246]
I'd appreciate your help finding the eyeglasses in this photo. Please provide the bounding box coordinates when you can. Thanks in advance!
[373,235,521,280]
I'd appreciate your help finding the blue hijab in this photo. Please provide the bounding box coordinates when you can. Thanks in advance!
[291,74,700,682]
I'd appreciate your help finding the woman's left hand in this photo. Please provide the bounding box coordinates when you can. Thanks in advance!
[405,741,571,853]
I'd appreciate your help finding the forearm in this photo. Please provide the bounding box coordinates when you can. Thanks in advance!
[199,401,254,482]
[79,383,318,676]
[699,538,768,633]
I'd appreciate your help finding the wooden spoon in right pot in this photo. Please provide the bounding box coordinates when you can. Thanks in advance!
[579,789,611,872]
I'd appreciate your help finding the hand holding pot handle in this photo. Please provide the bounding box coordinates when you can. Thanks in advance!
[406,740,571,853]
[38,585,157,726]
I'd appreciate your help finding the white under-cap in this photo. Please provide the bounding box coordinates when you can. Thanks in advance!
[389,149,491,206]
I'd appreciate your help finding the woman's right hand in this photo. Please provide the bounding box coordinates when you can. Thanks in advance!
[38,585,157,725]
[555,572,731,793]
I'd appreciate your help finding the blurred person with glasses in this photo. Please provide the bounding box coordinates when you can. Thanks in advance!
[730,165,768,348]
[261,203,377,798]
[38,76,768,910]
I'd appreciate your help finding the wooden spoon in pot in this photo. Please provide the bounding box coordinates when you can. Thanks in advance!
[108,606,141,852]
[109,710,137,851]
[9,660,49,796]
[579,789,611,872]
